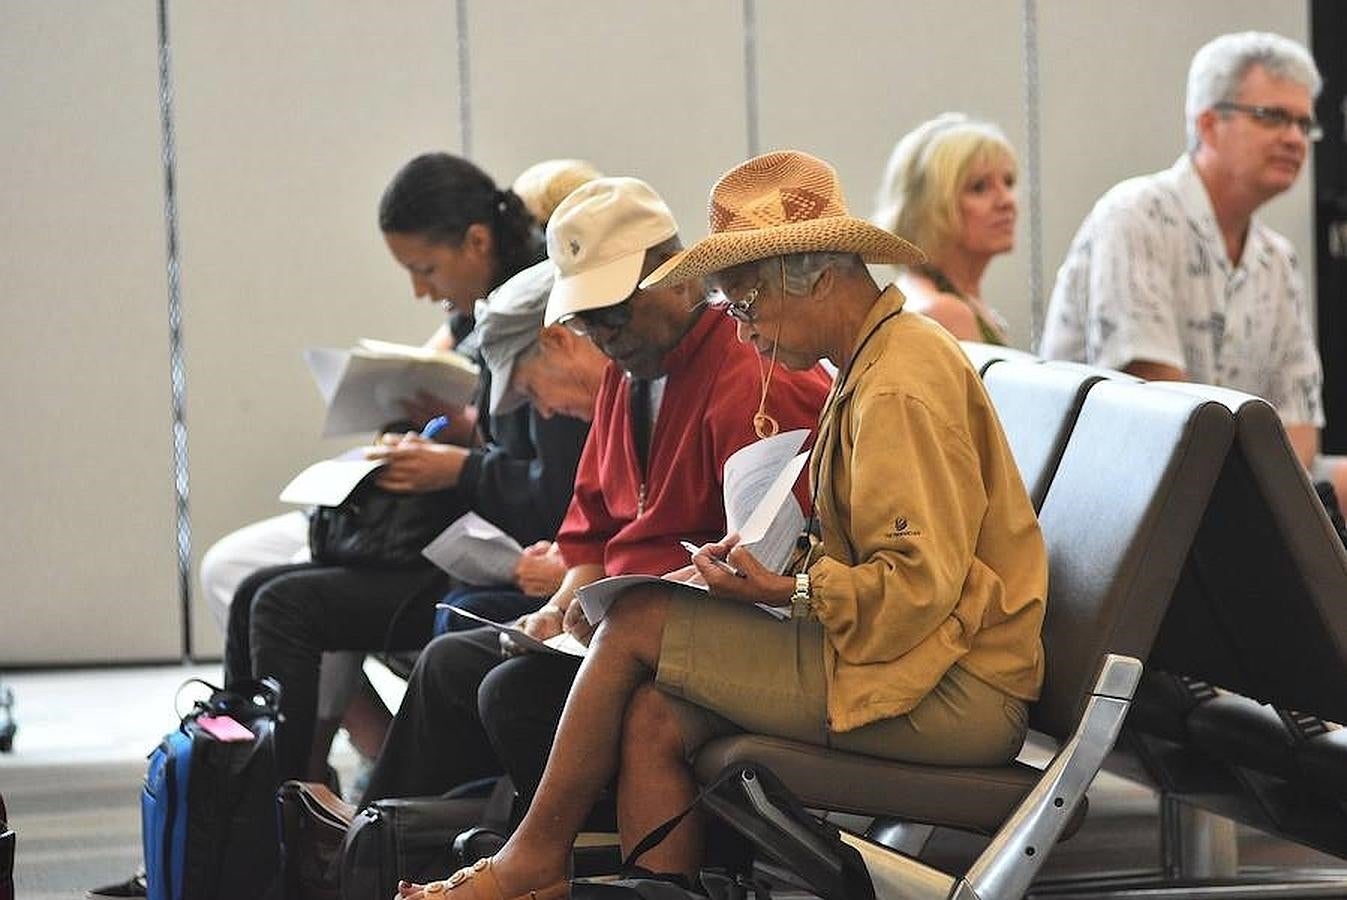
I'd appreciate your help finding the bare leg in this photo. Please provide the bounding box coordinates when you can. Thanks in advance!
[305,678,390,780]
[483,588,673,893]
[616,683,702,878]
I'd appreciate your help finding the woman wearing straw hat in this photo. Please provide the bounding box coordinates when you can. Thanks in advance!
[398,151,1046,900]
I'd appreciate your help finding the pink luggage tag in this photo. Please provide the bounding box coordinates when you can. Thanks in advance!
[197,714,255,742]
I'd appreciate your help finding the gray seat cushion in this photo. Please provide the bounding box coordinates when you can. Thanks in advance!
[693,734,1087,838]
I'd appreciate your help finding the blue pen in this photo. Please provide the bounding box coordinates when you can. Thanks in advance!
[420,415,451,440]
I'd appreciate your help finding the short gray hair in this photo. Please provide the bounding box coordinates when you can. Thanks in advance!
[755,252,865,295]
[1185,31,1321,150]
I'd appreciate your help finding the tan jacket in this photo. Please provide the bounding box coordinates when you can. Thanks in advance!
[807,286,1047,733]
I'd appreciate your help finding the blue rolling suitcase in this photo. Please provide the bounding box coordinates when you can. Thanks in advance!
[141,678,282,900]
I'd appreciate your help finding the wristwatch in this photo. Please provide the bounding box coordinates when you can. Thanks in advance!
[790,572,813,620]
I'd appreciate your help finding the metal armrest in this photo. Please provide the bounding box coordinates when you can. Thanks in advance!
[841,654,1143,900]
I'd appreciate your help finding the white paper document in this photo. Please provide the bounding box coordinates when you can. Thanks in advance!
[304,339,480,437]
[724,430,809,575]
[438,604,588,658]
[574,429,811,624]
[575,575,707,625]
[278,456,385,507]
[421,512,524,586]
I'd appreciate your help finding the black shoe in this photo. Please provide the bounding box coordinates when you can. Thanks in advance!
[86,867,147,898]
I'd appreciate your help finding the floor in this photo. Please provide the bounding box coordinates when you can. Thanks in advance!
[3,664,1346,899]
[0,662,402,899]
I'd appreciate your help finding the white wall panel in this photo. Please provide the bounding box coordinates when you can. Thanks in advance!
[173,1,461,656]
[0,2,180,663]
[1,0,1323,664]
[468,0,746,241]
[757,0,1033,345]
[1037,0,1313,345]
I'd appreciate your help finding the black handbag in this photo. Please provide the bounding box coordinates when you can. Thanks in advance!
[339,778,510,900]
[623,763,872,900]
[308,473,466,569]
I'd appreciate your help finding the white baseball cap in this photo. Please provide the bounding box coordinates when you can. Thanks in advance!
[543,177,678,327]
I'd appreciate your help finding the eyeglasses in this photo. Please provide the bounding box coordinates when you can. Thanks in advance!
[1213,102,1323,141]
[562,298,633,336]
[716,286,761,323]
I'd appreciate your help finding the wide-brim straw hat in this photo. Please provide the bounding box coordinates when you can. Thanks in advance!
[640,150,924,289]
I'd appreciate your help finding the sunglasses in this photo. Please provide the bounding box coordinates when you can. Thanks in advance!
[563,298,634,336]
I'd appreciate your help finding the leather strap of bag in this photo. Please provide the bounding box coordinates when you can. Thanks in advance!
[620,763,746,871]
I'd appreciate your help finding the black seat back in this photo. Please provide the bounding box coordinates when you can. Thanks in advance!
[959,340,1040,375]
[1031,382,1234,739]
[982,362,1104,510]
[1148,384,1347,722]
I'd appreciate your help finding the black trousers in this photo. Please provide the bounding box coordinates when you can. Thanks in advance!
[224,560,447,782]
[357,627,580,808]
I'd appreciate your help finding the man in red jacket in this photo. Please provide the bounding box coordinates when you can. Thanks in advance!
[357,177,830,806]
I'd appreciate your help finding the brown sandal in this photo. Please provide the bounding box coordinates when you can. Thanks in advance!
[423,858,569,900]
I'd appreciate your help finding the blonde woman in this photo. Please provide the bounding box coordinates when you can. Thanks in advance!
[874,113,1018,345]
[511,157,603,227]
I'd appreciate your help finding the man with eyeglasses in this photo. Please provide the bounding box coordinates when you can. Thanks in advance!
[353,177,830,811]
[1041,31,1343,502]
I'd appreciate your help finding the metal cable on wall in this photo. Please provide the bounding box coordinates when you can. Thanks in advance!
[156,0,194,660]
[1022,0,1045,349]
[457,0,473,158]
[743,0,760,158]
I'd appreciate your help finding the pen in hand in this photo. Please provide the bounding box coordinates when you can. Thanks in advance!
[419,415,450,441]
[680,539,747,579]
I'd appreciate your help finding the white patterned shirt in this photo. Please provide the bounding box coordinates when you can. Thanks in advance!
[1040,155,1323,426]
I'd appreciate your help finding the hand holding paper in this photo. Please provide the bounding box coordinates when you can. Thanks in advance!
[368,441,469,492]
[514,542,566,596]
[421,513,524,585]
[691,534,795,611]
[304,339,479,437]
[440,605,586,658]
[573,429,812,624]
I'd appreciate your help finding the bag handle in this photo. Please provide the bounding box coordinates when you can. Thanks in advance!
[621,763,747,871]
[172,676,282,730]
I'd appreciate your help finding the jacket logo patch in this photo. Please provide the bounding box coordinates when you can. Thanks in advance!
[889,517,921,538]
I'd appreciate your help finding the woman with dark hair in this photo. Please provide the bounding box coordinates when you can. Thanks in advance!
[220,153,595,786]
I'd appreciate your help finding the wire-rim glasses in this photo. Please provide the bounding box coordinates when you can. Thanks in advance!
[709,285,761,324]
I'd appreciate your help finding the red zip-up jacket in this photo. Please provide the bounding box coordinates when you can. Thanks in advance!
[557,309,832,576]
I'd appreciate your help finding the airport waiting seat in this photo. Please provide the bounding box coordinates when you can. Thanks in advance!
[1039,358,1143,386]
[981,361,1105,510]
[694,380,1235,900]
[1126,383,1347,865]
[959,340,1041,375]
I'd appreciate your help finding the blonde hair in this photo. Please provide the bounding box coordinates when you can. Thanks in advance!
[511,158,604,226]
[873,113,1017,263]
